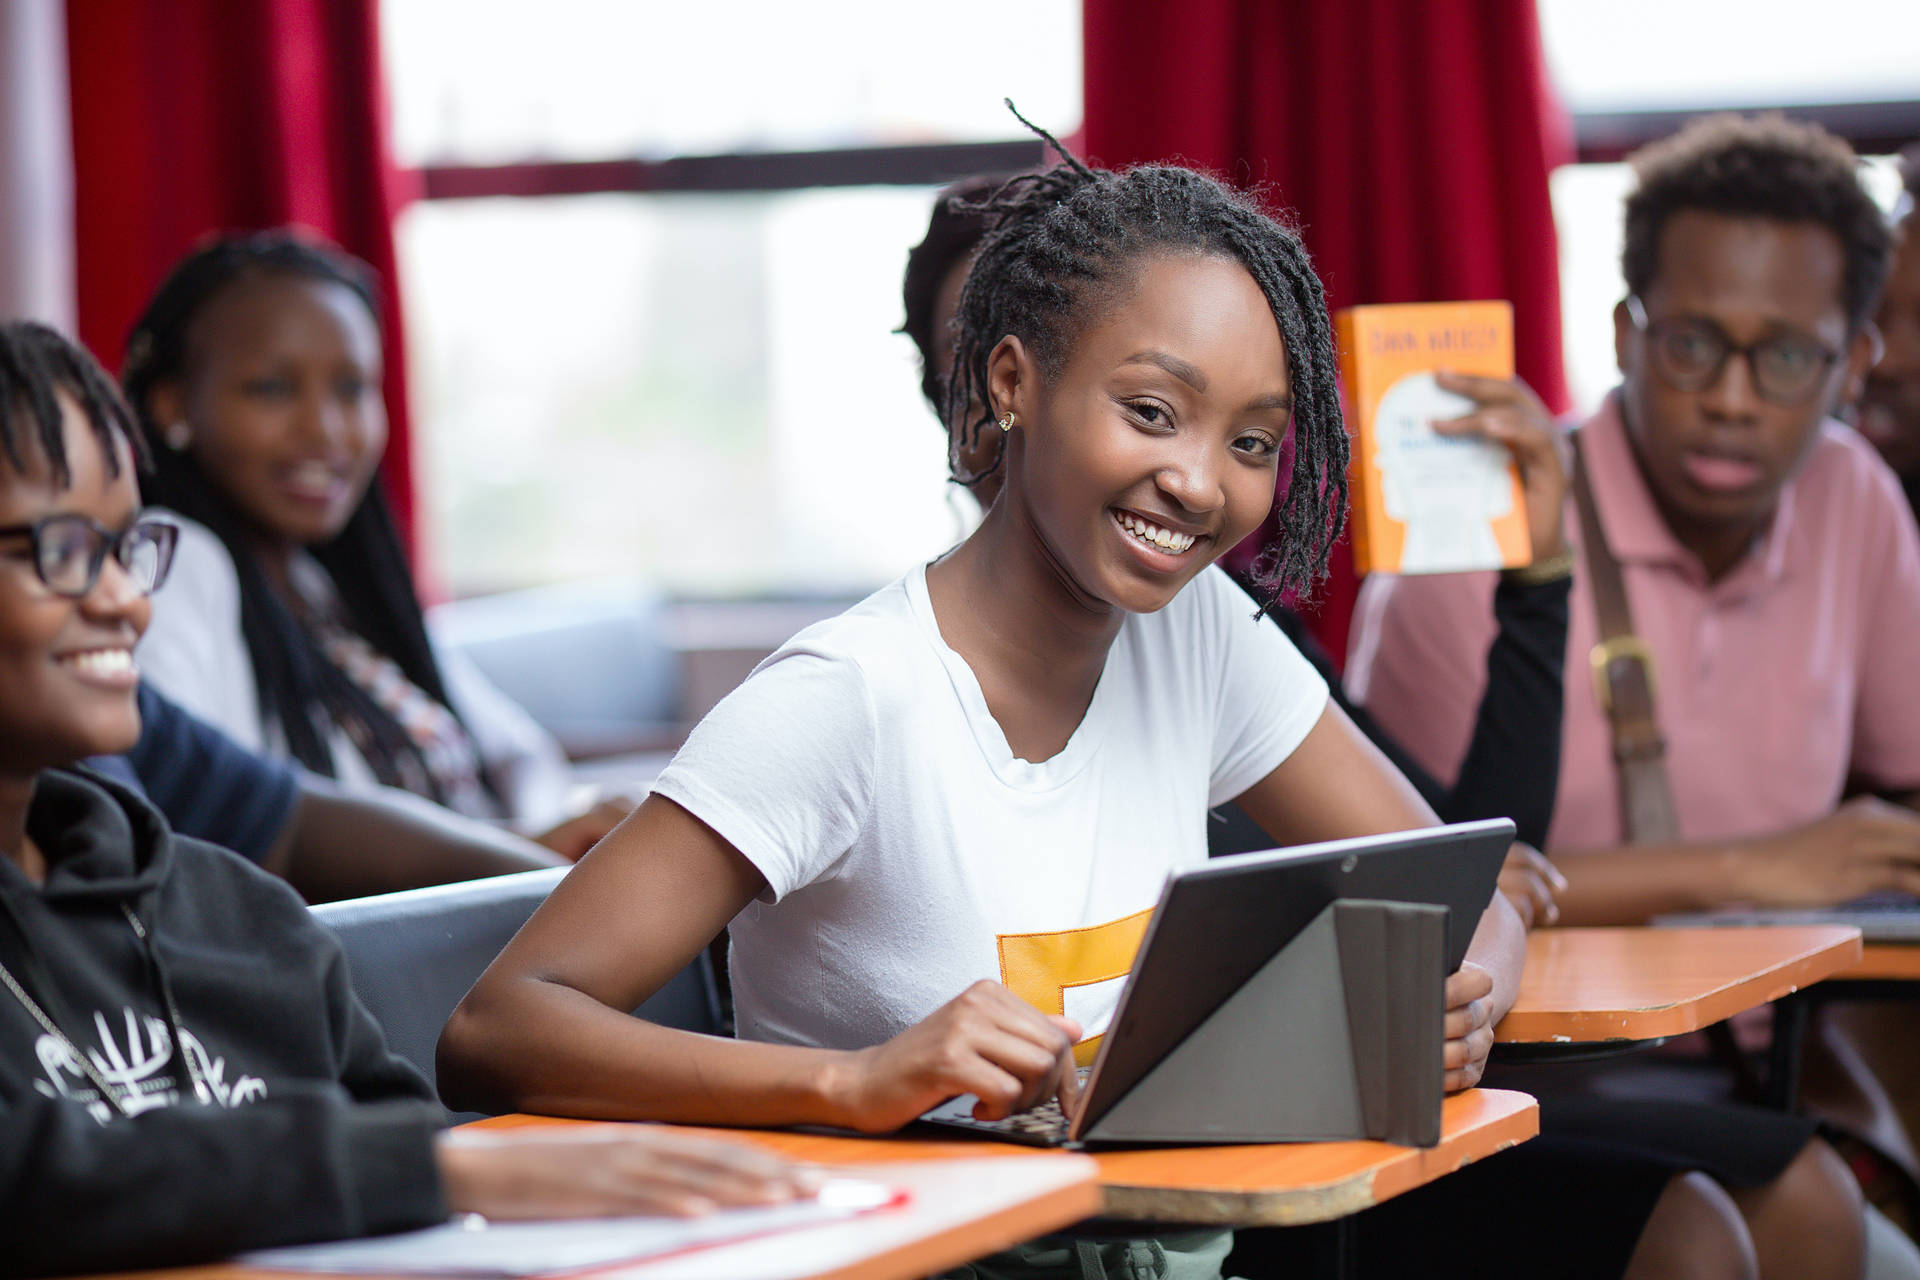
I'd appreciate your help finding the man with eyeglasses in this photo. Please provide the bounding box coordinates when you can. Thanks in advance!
[1348,111,1917,921]
[0,506,567,901]
[1343,112,1920,1272]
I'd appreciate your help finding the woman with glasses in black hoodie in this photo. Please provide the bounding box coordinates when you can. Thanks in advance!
[0,321,809,1277]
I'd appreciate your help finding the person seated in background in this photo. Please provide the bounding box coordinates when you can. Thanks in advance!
[120,231,625,859]
[1349,113,1916,929]
[91,682,566,902]
[1347,113,1918,1270]
[900,174,1572,911]
[0,320,810,1277]
[1859,146,1920,513]
[901,174,1873,1280]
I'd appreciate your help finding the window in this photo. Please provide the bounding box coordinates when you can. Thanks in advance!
[398,187,985,596]
[1537,0,1918,410]
[384,0,1083,166]
[384,0,1081,597]
[1537,0,1920,115]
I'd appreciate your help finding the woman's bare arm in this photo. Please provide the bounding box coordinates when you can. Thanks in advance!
[1551,795,1920,925]
[438,793,1081,1130]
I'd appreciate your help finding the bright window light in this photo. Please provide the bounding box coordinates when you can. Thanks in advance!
[1538,0,1920,111]
[383,0,1083,165]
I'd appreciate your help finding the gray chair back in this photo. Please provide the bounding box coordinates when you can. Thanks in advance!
[312,867,720,1120]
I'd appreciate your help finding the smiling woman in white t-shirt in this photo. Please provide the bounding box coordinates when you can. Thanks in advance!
[439,149,1526,1244]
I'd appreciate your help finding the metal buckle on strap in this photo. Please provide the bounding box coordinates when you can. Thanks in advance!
[1589,636,1658,716]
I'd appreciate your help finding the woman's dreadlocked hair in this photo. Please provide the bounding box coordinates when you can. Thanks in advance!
[943,115,1347,606]
[120,230,491,809]
[0,321,147,487]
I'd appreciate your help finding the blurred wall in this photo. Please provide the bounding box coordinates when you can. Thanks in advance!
[0,0,74,327]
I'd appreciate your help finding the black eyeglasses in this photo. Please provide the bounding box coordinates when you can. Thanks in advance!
[0,514,179,599]
[1626,296,1841,406]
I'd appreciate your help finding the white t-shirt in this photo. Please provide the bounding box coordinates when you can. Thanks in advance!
[650,564,1328,1058]
[137,516,573,826]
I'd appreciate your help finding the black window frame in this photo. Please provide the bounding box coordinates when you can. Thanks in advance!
[402,101,1919,206]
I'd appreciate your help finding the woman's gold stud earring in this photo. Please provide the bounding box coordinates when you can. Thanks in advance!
[998,412,1015,434]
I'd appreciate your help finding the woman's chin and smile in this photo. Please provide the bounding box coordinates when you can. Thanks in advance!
[1106,505,1214,591]
[1026,499,1236,618]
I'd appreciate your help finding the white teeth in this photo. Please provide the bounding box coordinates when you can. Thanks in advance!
[63,649,136,678]
[1117,512,1196,554]
[287,463,341,494]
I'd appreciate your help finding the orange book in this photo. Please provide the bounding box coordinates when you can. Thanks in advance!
[1335,301,1530,575]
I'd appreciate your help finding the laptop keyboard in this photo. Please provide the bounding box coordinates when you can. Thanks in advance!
[919,1069,1088,1147]
[1846,895,1920,913]
[982,1096,1073,1140]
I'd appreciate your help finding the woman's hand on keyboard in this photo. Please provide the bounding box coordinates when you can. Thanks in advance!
[821,980,1083,1133]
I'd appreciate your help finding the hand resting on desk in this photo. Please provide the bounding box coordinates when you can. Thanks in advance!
[435,1124,819,1220]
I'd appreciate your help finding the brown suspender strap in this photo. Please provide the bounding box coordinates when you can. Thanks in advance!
[1570,432,1681,845]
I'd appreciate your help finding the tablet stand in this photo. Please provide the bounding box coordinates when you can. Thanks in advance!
[1087,899,1448,1148]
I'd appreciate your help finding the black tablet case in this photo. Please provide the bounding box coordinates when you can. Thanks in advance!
[1083,899,1448,1147]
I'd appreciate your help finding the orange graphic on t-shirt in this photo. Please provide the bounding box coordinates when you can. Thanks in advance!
[997,909,1152,1066]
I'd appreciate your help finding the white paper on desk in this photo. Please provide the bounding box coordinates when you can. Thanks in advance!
[238,1178,903,1276]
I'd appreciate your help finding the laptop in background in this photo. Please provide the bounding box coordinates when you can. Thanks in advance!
[1656,894,1920,943]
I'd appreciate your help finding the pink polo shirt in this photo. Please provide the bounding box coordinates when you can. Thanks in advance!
[1345,394,1920,852]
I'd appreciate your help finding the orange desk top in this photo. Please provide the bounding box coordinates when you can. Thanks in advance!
[1495,925,1863,1044]
[1848,944,1920,981]
[479,1088,1538,1228]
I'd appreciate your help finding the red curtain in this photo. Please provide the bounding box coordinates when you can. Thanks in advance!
[65,0,421,550]
[1084,0,1572,663]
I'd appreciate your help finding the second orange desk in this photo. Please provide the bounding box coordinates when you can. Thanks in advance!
[1495,924,1863,1044]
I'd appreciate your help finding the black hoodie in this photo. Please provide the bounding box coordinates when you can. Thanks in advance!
[0,768,446,1276]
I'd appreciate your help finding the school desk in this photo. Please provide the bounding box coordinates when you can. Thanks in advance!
[474,1088,1539,1229]
[1745,940,1920,1109]
[1493,924,1863,1046]
[1846,943,1920,981]
[76,1154,1100,1280]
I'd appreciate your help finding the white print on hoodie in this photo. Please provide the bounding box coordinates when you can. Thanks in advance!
[33,1006,267,1123]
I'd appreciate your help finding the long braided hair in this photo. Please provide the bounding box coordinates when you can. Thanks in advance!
[944,119,1348,606]
[121,231,489,808]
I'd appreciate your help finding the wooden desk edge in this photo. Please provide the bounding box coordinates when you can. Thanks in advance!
[1849,944,1920,982]
[1098,1090,1540,1227]
[474,1092,1539,1230]
[1496,926,1863,1044]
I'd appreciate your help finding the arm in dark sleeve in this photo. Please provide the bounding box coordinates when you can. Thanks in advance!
[123,684,300,866]
[1438,574,1571,847]
[1207,579,1448,857]
[1267,606,1451,812]
[1222,568,1567,847]
[0,1085,445,1276]
[0,867,446,1276]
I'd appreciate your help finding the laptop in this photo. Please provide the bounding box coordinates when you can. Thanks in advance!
[1656,894,1920,943]
[919,818,1514,1149]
